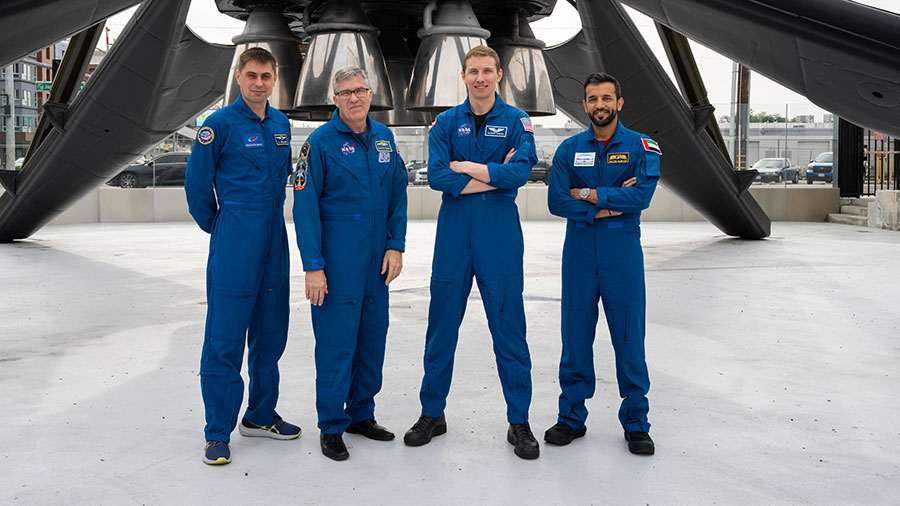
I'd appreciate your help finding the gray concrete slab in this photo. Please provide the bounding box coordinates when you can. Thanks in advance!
[1,221,898,505]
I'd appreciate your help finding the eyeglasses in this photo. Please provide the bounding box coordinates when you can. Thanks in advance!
[334,87,370,99]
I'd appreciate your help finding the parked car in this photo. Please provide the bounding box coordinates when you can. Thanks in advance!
[529,160,550,184]
[107,152,191,188]
[806,151,833,184]
[405,161,425,184]
[751,157,800,184]
[414,166,428,185]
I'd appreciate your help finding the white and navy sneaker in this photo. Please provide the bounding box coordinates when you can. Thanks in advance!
[238,417,302,440]
[203,440,231,465]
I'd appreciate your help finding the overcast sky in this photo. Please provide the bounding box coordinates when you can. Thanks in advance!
[104,0,899,125]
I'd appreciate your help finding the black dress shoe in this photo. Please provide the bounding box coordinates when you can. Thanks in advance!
[403,414,447,446]
[544,422,587,446]
[346,419,395,441]
[624,431,655,455]
[507,422,540,460]
[320,433,349,461]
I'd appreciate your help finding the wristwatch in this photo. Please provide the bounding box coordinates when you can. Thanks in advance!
[579,188,591,200]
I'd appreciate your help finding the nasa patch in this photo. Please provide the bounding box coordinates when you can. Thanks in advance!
[457,123,472,136]
[340,142,356,156]
[484,125,508,138]
[244,133,263,149]
[197,126,214,145]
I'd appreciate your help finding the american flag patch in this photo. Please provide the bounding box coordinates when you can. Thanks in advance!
[520,117,534,133]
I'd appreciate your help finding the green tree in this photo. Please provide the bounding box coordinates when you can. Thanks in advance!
[749,109,786,123]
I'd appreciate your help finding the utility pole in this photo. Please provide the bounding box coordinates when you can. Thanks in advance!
[731,62,751,170]
[4,64,15,171]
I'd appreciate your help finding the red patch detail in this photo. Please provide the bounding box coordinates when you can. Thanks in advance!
[520,117,534,133]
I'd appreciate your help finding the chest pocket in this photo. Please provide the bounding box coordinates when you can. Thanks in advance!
[480,124,509,161]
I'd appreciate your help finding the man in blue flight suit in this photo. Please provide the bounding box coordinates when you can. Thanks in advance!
[544,73,661,455]
[293,67,408,461]
[402,46,541,460]
[185,47,301,466]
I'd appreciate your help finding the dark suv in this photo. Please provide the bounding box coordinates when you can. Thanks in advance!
[107,152,191,188]
[806,151,833,184]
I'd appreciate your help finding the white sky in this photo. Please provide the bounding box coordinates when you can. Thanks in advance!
[102,0,899,125]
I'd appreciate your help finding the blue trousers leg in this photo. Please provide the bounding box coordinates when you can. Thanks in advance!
[602,300,651,432]
[477,273,532,423]
[312,293,363,434]
[419,257,474,417]
[244,225,290,427]
[200,208,269,442]
[345,266,390,423]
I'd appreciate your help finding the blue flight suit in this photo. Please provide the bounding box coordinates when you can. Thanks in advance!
[547,121,661,433]
[419,93,537,423]
[293,110,408,434]
[185,95,293,443]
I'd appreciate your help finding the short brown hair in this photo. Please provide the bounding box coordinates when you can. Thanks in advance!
[463,45,500,72]
[237,47,277,74]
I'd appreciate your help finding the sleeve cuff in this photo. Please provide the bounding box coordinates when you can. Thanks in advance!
[486,162,499,185]
[583,205,597,224]
[386,239,406,252]
[303,258,325,271]
[450,174,472,198]
[596,187,609,208]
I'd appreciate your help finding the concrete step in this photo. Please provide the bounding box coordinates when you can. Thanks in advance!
[828,213,868,227]
[840,204,869,216]
[851,196,875,207]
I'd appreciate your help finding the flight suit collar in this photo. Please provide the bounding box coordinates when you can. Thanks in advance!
[588,120,628,150]
[233,94,273,122]
[330,108,372,135]
[460,92,506,119]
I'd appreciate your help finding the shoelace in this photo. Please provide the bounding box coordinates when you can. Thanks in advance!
[513,424,535,442]
[411,416,434,431]
[208,441,227,448]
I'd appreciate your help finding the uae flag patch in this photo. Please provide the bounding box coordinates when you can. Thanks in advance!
[642,138,662,155]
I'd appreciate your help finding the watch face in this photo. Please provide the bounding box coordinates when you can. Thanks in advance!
[580,188,590,199]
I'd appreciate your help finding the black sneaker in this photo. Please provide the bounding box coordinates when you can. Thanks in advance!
[346,418,395,441]
[507,422,540,460]
[403,414,447,447]
[544,422,587,446]
[320,433,349,461]
[624,431,655,455]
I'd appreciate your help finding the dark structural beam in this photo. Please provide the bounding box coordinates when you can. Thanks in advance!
[545,0,770,238]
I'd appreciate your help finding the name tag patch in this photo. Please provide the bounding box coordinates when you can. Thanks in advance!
[273,133,289,146]
[607,152,629,164]
[244,133,263,148]
[485,125,507,138]
[379,152,390,163]
[574,152,596,167]
[375,140,393,152]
